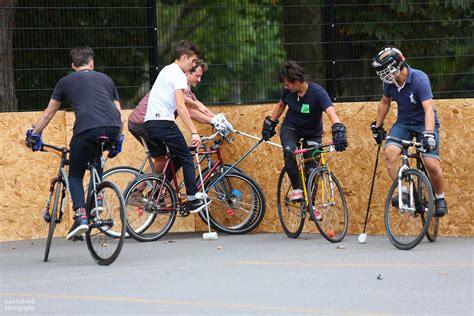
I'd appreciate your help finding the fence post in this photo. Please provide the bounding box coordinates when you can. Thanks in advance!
[147,0,158,88]
[323,0,336,101]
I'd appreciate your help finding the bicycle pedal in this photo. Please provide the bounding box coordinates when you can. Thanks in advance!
[179,206,190,217]
[70,235,84,242]
[42,209,51,223]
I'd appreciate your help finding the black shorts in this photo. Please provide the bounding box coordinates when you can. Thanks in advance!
[128,121,166,157]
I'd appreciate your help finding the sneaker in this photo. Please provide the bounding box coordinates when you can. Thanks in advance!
[308,206,322,222]
[90,195,103,218]
[391,191,409,208]
[435,198,448,217]
[313,207,322,221]
[188,198,211,214]
[288,189,304,202]
[66,207,89,240]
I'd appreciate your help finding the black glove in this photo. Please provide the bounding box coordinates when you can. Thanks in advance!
[261,116,279,141]
[332,122,348,152]
[422,131,437,152]
[370,121,387,145]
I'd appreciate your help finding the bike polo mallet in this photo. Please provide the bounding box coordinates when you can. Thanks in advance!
[193,147,218,240]
[233,129,283,148]
[358,143,382,244]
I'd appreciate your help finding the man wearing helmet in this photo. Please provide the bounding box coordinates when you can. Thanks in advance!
[370,45,447,217]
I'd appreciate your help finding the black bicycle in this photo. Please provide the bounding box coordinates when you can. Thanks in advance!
[384,136,438,250]
[40,137,127,265]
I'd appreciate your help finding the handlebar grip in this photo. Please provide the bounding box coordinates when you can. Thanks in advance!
[293,148,308,154]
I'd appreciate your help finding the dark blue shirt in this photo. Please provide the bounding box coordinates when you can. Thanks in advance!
[51,70,122,136]
[281,82,333,137]
[383,65,440,126]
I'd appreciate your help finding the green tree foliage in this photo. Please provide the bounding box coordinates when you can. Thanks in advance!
[154,0,286,104]
[334,0,473,99]
[13,0,149,110]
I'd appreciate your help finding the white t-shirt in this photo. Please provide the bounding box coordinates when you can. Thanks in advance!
[145,63,187,122]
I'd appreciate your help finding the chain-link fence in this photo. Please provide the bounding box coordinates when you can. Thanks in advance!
[1,0,472,112]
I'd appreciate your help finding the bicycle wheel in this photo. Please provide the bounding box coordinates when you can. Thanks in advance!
[277,167,305,238]
[103,166,140,193]
[200,170,265,234]
[85,181,126,265]
[307,169,348,243]
[44,179,64,262]
[124,174,177,242]
[419,188,438,242]
[384,169,433,250]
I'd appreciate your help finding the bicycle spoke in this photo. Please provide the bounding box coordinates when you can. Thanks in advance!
[385,169,433,250]
[86,181,126,265]
[277,167,305,238]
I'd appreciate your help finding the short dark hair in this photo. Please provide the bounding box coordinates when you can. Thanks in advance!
[279,60,307,83]
[190,59,208,73]
[70,47,94,67]
[174,39,201,60]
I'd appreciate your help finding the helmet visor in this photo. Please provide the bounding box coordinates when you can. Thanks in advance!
[376,66,400,84]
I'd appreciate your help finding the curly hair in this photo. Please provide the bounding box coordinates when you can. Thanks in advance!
[279,60,307,83]
[190,59,208,73]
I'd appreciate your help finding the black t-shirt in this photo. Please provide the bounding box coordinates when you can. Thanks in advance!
[51,70,121,136]
[281,82,333,137]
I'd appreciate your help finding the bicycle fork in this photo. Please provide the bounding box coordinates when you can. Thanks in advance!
[397,165,416,214]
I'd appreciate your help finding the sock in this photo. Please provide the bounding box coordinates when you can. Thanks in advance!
[435,193,445,200]
[187,195,196,201]
[401,186,408,193]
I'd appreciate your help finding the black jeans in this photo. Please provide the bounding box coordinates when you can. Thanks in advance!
[69,126,121,210]
[280,126,321,190]
[144,120,198,197]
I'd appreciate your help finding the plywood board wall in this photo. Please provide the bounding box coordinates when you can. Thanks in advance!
[1,99,472,241]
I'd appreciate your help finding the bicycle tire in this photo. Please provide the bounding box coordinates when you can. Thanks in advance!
[277,167,305,238]
[420,186,438,242]
[103,166,141,193]
[85,180,126,265]
[44,179,64,262]
[384,169,433,250]
[307,168,348,243]
[200,170,266,234]
[124,174,177,242]
[416,162,439,242]
[197,164,250,229]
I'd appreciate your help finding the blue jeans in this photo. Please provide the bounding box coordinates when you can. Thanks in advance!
[385,121,440,160]
[280,125,322,190]
[69,126,121,210]
[144,120,198,197]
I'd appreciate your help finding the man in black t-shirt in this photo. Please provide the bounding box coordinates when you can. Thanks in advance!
[261,61,347,209]
[26,47,124,240]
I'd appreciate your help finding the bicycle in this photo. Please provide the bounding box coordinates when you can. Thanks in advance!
[122,132,266,242]
[103,136,246,194]
[384,136,437,250]
[39,137,127,265]
[102,132,249,237]
[277,140,348,242]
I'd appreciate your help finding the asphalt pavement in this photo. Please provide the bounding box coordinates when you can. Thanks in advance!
[1,233,472,315]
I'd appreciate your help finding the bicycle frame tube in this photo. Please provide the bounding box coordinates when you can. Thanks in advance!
[206,138,264,190]
[397,150,415,212]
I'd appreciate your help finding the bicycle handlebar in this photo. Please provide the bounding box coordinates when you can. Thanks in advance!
[293,143,334,154]
[386,136,425,152]
[41,143,69,153]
